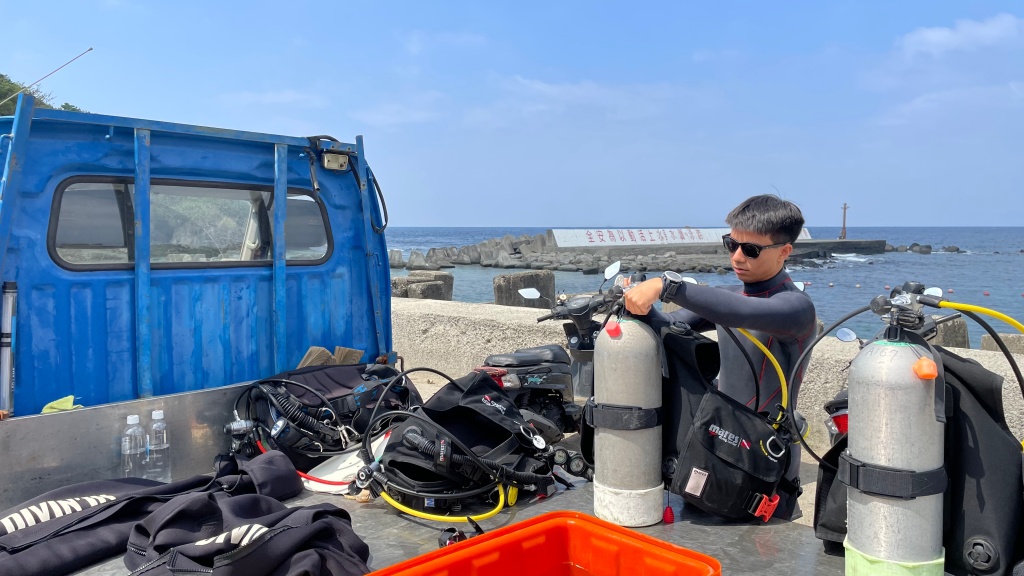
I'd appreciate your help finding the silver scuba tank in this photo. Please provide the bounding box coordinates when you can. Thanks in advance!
[845,333,945,572]
[592,316,664,527]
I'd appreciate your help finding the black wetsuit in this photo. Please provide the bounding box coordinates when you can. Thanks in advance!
[646,269,816,518]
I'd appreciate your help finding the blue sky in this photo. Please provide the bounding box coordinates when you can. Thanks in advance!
[2,1,1022,227]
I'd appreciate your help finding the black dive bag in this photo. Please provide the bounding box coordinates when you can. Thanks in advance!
[661,326,793,521]
[378,371,553,512]
[243,363,422,472]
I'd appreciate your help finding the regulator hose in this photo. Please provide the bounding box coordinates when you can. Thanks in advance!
[260,384,334,439]
[736,328,788,428]
[355,368,550,521]
[362,408,541,490]
[379,482,506,523]
[401,427,551,485]
[785,305,873,471]
[930,301,1024,399]
[722,327,764,414]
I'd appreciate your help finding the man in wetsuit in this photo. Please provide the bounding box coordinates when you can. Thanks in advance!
[624,194,816,520]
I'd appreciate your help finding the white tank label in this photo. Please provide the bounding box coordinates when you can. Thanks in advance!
[684,467,709,497]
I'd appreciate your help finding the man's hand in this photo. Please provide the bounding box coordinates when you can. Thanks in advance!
[624,277,664,315]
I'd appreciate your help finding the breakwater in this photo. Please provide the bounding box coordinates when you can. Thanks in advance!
[388,228,889,274]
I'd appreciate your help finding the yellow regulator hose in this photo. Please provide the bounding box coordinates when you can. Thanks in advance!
[937,302,1024,334]
[737,328,789,429]
[378,483,506,523]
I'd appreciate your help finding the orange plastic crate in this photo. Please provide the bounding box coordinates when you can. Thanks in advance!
[368,511,722,576]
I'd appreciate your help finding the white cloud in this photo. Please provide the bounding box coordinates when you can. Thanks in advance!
[349,91,446,127]
[876,82,1024,126]
[899,13,1022,59]
[220,90,327,109]
[404,31,486,56]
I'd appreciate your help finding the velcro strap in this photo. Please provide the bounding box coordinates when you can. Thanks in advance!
[837,451,947,499]
[585,398,661,430]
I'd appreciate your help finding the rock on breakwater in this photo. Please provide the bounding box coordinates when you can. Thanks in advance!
[396,232,885,275]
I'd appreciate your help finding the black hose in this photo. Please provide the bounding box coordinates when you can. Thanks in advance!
[959,310,1024,399]
[721,328,761,412]
[369,169,389,234]
[786,305,872,471]
[362,367,453,453]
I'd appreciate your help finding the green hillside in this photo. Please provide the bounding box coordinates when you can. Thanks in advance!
[1,73,84,116]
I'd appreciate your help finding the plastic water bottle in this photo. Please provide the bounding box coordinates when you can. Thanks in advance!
[121,414,147,478]
[146,409,172,483]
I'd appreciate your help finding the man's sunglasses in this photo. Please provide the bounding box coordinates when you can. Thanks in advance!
[721,234,789,259]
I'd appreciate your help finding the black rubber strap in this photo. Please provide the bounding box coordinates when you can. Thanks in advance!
[585,398,662,430]
[838,452,947,499]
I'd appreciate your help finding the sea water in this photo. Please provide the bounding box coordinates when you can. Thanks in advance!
[385,226,1024,349]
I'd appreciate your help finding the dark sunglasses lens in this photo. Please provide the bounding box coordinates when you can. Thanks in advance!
[723,236,762,258]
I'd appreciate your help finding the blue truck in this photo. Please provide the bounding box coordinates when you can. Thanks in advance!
[0,94,393,506]
[0,95,852,576]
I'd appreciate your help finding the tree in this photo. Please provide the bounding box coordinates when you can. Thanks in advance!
[0,73,86,116]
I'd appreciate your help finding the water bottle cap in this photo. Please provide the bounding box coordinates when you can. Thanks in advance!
[126,414,139,425]
[152,410,164,420]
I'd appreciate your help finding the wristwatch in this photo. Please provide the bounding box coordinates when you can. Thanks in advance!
[660,271,684,302]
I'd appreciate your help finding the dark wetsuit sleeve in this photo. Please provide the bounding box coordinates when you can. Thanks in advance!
[645,306,714,333]
[665,283,816,336]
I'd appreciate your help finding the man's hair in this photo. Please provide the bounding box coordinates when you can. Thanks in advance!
[725,194,805,244]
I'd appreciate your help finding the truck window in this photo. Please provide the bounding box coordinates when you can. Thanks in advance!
[52,182,131,265]
[150,184,256,263]
[50,179,331,269]
[285,193,329,260]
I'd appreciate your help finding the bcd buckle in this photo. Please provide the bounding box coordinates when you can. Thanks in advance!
[749,493,780,522]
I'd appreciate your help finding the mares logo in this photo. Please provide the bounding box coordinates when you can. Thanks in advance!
[708,423,751,450]
[482,395,507,414]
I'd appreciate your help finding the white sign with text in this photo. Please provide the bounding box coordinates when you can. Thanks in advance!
[551,228,812,248]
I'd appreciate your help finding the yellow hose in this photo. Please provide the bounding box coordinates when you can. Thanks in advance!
[737,328,789,429]
[937,301,1024,334]
[378,483,505,523]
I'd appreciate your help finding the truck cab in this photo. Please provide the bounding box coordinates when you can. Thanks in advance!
[0,94,392,505]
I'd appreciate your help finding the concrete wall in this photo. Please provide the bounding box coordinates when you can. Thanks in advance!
[391,298,1024,455]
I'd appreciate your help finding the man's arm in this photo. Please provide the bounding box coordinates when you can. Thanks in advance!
[644,306,715,333]
[667,283,815,336]
[623,276,814,336]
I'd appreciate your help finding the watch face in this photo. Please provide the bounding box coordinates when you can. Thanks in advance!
[664,271,683,283]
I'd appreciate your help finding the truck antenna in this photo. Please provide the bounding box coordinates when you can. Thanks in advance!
[0,47,94,108]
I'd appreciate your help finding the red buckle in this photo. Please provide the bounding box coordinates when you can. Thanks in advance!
[753,494,780,522]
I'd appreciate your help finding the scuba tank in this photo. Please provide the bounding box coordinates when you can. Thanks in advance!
[591,315,664,527]
[840,284,948,573]
[804,281,1024,574]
